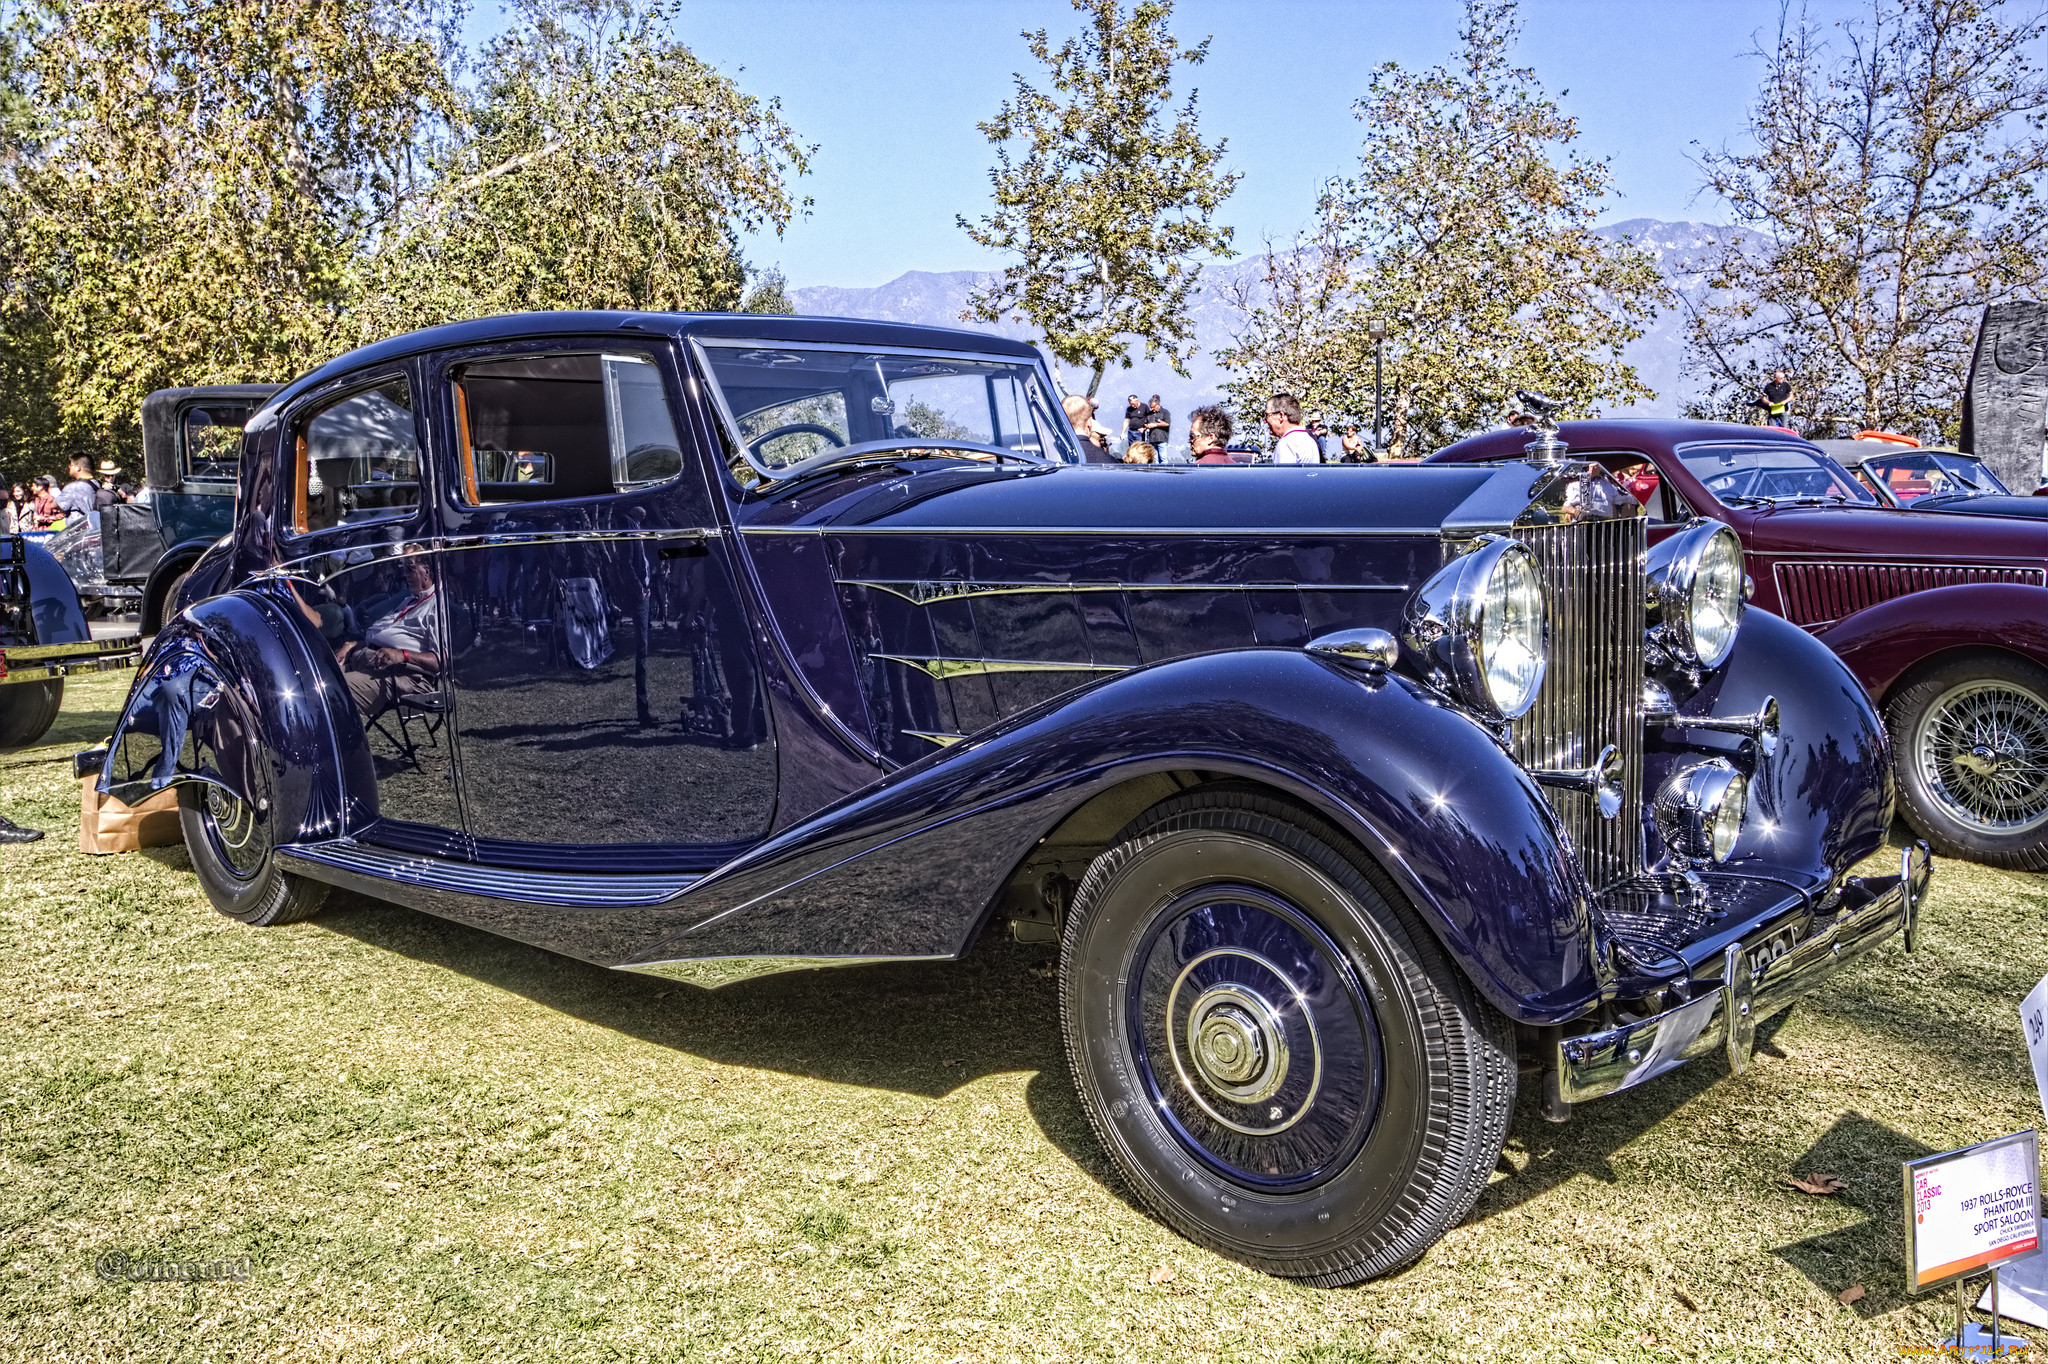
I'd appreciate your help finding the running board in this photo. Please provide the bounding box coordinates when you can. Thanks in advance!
[278,839,701,907]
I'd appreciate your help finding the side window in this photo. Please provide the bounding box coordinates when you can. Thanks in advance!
[293,378,421,534]
[181,404,257,483]
[453,351,684,502]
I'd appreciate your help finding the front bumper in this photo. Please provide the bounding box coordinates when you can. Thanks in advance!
[1,636,143,685]
[1557,842,1931,1104]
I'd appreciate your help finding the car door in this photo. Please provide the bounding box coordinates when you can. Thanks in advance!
[272,364,465,846]
[428,338,776,870]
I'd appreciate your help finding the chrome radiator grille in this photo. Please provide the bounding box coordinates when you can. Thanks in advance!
[1502,517,1647,890]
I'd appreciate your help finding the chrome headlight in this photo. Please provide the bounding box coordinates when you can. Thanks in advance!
[1647,520,1745,669]
[1653,759,1749,869]
[1401,536,1548,721]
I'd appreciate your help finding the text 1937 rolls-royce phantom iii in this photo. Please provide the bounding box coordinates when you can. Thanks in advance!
[88,312,1927,1284]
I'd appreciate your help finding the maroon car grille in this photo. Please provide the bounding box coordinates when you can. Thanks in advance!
[1505,517,1647,891]
[1773,561,2045,628]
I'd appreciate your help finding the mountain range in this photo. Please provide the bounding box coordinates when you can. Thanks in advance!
[790,217,1749,438]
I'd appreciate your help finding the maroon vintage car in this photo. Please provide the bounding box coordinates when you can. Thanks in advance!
[1431,418,2048,872]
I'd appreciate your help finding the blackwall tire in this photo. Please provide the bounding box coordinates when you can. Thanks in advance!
[178,783,327,926]
[144,568,192,638]
[1058,787,1515,1285]
[0,680,64,750]
[1888,654,2048,872]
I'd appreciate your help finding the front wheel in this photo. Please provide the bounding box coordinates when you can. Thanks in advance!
[1059,788,1515,1285]
[1888,654,2048,871]
[179,782,328,926]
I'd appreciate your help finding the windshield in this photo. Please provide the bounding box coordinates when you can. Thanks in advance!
[1677,442,1876,506]
[697,340,1078,481]
[1860,450,2010,503]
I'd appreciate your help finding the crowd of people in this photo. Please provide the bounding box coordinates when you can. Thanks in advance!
[1062,390,1389,465]
[2,457,133,533]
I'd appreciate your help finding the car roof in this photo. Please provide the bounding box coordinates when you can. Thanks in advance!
[263,311,1045,414]
[1428,418,1816,464]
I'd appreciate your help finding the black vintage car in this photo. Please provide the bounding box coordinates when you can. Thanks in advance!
[92,313,1925,1284]
[1,533,142,747]
[48,385,276,630]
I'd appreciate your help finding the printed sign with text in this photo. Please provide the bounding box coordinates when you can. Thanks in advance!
[1903,1129,2042,1293]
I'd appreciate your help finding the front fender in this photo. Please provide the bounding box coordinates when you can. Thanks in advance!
[629,649,1606,1024]
[1814,582,2048,703]
[100,586,369,841]
[1655,608,1895,884]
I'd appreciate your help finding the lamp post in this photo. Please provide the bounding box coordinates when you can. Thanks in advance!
[1366,319,1388,453]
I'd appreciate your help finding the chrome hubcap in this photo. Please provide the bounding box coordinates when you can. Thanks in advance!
[1917,680,2048,836]
[1131,892,1379,1188]
[205,785,263,876]
[1182,979,1294,1108]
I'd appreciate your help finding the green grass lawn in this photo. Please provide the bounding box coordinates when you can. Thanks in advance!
[1,669,2041,1362]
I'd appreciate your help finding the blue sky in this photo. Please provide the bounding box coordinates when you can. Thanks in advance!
[473,0,1872,290]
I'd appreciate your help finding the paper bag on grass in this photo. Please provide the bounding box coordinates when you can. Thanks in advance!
[79,776,181,854]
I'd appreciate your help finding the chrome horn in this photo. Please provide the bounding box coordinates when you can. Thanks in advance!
[1642,685,1780,759]
[1529,744,1626,820]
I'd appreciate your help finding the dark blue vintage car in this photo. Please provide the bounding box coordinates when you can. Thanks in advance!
[90,313,1927,1284]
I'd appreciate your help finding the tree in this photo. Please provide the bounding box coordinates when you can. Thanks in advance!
[1683,0,2048,440]
[741,267,797,315]
[361,0,812,336]
[959,0,1238,398]
[1217,1,1664,457]
[0,0,460,480]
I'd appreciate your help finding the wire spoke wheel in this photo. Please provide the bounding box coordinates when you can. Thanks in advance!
[1915,678,2048,837]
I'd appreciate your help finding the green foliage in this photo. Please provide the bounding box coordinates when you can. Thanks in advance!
[1683,0,2048,442]
[360,0,811,337]
[898,399,970,441]
[0,0,810,488]
[960,0,1238,398]
[1217,1,1665,457]
[0,0,461,484]
[741,267,798,315]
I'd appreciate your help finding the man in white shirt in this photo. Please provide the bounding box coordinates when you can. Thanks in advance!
[337,552,443,719]
[1264,393,1323,464]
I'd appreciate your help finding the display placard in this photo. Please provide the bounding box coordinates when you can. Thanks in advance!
[1903,1130,2042,1293]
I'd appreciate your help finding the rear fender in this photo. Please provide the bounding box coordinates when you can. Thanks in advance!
[1814,583,2048,702]
[14,535,89,645]
[100,585,369,841]
[628,649,1605,1024]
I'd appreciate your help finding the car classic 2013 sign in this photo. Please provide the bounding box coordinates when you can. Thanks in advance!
[1904,1129,2042,1293]
[86,312,1926,1285]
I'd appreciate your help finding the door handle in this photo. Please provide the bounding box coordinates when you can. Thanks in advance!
[659,542,708,560]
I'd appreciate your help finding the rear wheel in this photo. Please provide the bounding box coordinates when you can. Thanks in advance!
[0,680,63,749]
[179,782,327,926]
[1888,654,2048,871]
[1058,788,1515,1285]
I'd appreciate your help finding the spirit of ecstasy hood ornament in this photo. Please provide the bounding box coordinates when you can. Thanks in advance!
[1516,389,1568,465]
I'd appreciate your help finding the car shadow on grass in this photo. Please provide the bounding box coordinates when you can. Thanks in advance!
[316,889,1157,1212]
[316,889,1066,1101]
[314,893,1842,1238]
